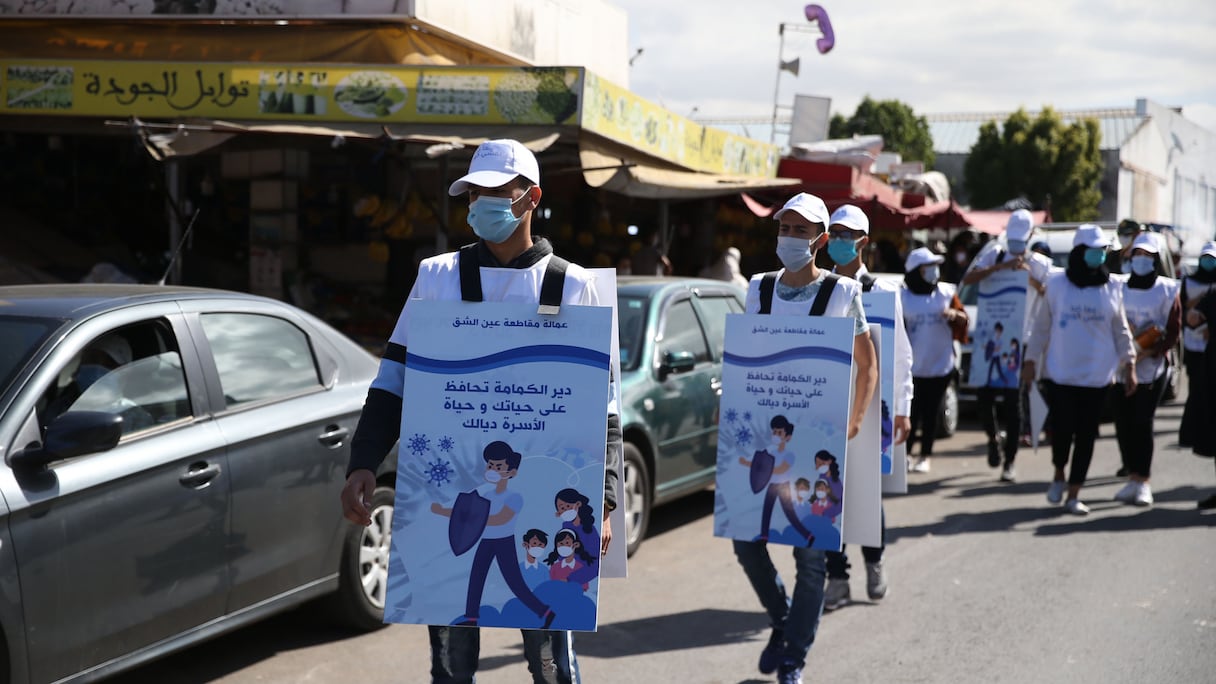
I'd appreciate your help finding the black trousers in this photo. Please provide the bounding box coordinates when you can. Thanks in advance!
[976,387,1022,465]
[1114,374,1167,478]
[1043,381,1108,487]
[909,375,951,457]
[1179,349,1205,448]
[825,506,885,579]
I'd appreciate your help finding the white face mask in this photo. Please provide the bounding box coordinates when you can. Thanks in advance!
[557,545,575,558]
[770,434,784,448]
[1130,255,1156,276]
[796,492,810,503]
[817,464,829,475]
[922,265,940,284]
[484,469,503,483]
[559,508,578,522]
[815,490,827,500]
[776,235,816,272]
[526,545,545,559]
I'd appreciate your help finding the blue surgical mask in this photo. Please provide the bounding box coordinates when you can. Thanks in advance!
[467,193,528,243]
[1130,255,1156,276]
[922,265,940,284]
[776,236,817,272]
[1083,248,1107,269]
[827,236,861,265]
[1007,239,1026,255]
[1201,255,1216,271]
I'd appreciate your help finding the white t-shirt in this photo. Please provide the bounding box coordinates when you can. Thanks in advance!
[1122,277,1180,384]
[967,243,1053,338]
[1027,272,1136,387]
[744,269,868,335]
[900,283,958,378]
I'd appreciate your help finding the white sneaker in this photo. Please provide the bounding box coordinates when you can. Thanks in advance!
[999,465,1016,482]
[1064,499,1090,516]
[1133,482,1153,507]
[1113,481,1139,503]
[911,458,931,473]
[865,562,888,600]
[1046,480,1066,505]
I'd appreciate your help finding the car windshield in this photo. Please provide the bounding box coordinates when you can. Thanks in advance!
[618,295,648,371]
[0,316,60,395]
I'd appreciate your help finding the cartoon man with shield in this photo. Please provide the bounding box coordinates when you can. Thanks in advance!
[431,440,557,628]
[738,415,816,545]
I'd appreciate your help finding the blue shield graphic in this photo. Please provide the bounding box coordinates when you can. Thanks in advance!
[448,490,490,556]
[750,450,775,493]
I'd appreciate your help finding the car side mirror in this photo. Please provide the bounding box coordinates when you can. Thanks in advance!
[659,350,697,379]
[10,411,123,470]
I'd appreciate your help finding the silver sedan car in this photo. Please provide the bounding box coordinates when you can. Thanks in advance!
[0,285,396,683]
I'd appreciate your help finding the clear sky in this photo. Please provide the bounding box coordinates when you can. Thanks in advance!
[611,0,1216,142]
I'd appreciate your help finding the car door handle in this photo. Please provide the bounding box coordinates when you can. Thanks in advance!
[179,462,221,488]
[317,425,350,449]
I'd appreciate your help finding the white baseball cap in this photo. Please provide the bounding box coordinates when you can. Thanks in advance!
[1005,209,1035,242]
[1200,241,1216,259]
[904,247,945,272]
[448,139,541,196]
[1073,224,1110,249]
[774,192,830,226]
[829,204,869,234]
[1130,233,1160,254]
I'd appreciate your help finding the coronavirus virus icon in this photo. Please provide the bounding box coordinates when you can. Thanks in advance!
[425,458,455,486]
[407,433,431,456]
[734,426,753,446]
[724,408,738,424]
[438,436,455,452]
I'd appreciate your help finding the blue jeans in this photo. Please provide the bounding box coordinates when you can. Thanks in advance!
[429,626,580,684]
[732,540,826,669]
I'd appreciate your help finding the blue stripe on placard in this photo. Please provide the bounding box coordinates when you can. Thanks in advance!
[977,286,1027,299]
[724,346,852,367]
[407,344,610,374]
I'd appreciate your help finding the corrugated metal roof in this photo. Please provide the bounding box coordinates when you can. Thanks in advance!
[927,108,1148,154]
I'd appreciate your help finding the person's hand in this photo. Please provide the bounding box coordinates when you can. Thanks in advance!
[600,513,613,556]
[341,469,377,526]
[1187,309,1204,327]
[1125,365,1138,396]
[1021,360,1036,388]
[893,415,911,445]
[847,414,864,439]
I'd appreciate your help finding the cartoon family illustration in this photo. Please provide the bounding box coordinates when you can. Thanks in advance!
[738,415,845,546]
[982,321,1021,388]
[430,440,601,628]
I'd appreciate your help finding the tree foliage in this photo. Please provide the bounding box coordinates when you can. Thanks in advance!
[963,107,1103,221]
[828,96,935,168]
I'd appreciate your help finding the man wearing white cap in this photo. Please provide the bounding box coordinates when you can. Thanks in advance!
[820,204,913,610]
[901,247,968,473]
[340,139,620,683]
[962,208,1053,481]
[1178,240,1216,452]
[730,192,876,684]
[1024,224,1136,515]
[1111,233,1181,506]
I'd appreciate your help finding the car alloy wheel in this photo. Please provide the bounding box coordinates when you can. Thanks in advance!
[359,500,393,609]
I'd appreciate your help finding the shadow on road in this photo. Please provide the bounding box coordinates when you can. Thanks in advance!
[576,608,768,658]
[107,604,368,683]
[647,489,715,539]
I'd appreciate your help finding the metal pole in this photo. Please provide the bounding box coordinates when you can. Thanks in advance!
[437,155,450,254]
[165,160,182,285]
[769,23,787,146]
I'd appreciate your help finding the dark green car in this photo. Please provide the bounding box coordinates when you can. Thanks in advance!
[615,277,746,556]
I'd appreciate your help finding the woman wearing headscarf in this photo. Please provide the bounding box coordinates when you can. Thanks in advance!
[1178,241,1216,449]
[1023,225,1137,515]
[1112,233,1181,507]
[900,247,968,473]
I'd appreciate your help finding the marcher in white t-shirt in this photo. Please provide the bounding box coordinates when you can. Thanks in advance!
[1024,225,1137,516]
[1111,233,1181,507]
[963,209,1052,482]
[901,247,969,473]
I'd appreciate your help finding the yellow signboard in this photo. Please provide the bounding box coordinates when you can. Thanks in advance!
[1,60,583,126]
[579,71,779,178]
[1,59,778,178]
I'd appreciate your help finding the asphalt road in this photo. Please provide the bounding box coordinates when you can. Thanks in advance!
[113,398,1216,684]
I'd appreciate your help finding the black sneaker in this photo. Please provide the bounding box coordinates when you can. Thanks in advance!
[986,435,1002,468]
[1199,494,1216,510]
[758,628,784,674]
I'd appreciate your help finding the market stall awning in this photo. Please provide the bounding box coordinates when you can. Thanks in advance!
[579,138,800,200]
